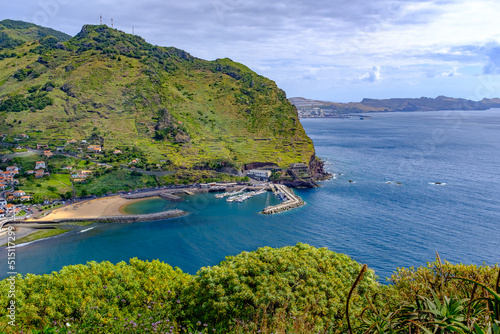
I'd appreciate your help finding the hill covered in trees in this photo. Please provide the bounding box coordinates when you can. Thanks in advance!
[0,20,323,179]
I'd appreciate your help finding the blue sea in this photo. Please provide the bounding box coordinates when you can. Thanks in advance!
[2,110,500,281]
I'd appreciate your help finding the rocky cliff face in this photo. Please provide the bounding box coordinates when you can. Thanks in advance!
[309,154,330,181]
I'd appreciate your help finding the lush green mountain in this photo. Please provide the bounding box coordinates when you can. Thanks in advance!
[291,95,496,116]
[0,22,322,177]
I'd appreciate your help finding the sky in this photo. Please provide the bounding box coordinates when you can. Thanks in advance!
[3,0,500,102]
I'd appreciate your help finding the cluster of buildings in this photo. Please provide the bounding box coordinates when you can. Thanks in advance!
[0,166,25,218]
[0,166,19,189]
[0,198,21,218]
[71,170,92,183]
[25,161,50,179]
[246,163,311,181]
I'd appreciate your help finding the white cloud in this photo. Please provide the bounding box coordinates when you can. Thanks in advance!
[360,66,382,82]
[442,66,459,77]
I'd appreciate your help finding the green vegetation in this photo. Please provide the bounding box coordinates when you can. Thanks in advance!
[160,170,247,185]
[75,168,157,196]
[0,22,316,174]
[18,175,72,200]
[0,244,497,333]
[1,227,67,247]
[0,92,53,112]
[0,19,71,47]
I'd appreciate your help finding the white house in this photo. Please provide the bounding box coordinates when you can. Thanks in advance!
[247,169,272,180]
[35,161,46,169]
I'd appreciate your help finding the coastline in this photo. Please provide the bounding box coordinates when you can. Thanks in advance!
[0,196,183,245]
[5,182,305,245]
[29,196,159,222]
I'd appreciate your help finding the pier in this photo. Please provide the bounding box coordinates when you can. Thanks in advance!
[262,184,304,214]
[158,193,184,202]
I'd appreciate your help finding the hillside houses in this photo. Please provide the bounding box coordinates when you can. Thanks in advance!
[6,166,19,173]
[35,161,46,169]
[13,190,25,198]
[71,169,93,180]
[0,172,14,184]
[0,202,20,218]
[87,145,102,153]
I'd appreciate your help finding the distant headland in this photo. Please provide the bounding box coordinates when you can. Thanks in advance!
[290,96,500,118]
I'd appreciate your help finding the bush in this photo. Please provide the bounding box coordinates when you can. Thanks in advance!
[0,259,191,330]
[183,243,378,331]
[0,244,379,333]
[0,92,53,112]
[4,245,496,333]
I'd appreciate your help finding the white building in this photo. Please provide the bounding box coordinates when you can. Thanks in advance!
[35,161,46,169]
[247,169,272,180]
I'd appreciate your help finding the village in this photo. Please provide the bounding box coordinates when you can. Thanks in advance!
[0,134,315,225]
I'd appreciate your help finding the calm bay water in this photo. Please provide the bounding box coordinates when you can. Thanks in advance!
[2,110,500,281]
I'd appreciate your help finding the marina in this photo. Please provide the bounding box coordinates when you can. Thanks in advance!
[215,187,247,199]
[213,183,305,214]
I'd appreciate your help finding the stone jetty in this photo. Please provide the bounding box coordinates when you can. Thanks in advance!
[262,184,304,214]
[48,209,188,223]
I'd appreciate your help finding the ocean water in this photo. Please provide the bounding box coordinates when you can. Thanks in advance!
[2,110,500,281]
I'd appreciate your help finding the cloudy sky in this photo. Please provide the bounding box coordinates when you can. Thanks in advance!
[4,0,500,102]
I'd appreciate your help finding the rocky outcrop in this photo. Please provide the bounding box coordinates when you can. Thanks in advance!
[283,179,318,188]
[308,154,331,181]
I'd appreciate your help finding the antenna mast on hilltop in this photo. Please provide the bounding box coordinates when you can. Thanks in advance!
[132,26,134,35]
[111,18,114,28]
[100,15,102,25]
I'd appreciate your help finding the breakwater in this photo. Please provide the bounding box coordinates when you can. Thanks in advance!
[262,184,305,214]
[46,209,188,223]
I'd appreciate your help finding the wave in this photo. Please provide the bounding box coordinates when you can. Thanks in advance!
[14,240,39,248]
[78,227,94,234]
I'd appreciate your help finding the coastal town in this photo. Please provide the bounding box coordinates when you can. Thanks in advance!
[0,143,311,245]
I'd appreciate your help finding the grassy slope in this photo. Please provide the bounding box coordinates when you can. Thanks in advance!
[0,24,315,170]
[0,19,71,43]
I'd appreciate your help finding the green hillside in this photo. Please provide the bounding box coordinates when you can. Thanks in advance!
[0,22,318,175]
[0,19,71,49]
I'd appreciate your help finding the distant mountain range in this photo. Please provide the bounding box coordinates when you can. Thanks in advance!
[290,96,500,117]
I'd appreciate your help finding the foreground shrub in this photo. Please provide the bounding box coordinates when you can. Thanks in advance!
[359,256,500,333]
[0,258,192,333]
[4,245,497,333]
[183,243,379,332]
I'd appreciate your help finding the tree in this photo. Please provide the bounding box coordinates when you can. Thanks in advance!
[32,193,43,204]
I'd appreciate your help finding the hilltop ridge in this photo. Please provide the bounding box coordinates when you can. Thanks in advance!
[0,21,326,183]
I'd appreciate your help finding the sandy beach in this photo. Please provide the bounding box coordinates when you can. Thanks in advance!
[30,196,159,222]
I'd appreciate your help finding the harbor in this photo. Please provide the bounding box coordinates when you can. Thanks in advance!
[212,183,305,214]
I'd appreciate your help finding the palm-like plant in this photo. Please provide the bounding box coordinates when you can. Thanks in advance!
[354,255,500,334]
